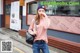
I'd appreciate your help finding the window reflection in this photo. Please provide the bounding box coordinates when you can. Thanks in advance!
[28,0,80,17]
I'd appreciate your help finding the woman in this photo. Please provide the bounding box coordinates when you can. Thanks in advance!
[28,5,50,53]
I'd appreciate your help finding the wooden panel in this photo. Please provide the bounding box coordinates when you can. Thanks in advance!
[26,3,28,24]
[5,0,13,5]
[48,36,80,53]
[5,0,19,5]
[18,29,80,53]
[5,15,10,28]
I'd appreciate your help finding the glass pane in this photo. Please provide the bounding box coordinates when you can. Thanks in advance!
[28,2,38,14]
[39,0,80,16]
[5,4,11,15]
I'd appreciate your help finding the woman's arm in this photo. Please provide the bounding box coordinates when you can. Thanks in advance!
[28,19,36,35]
[42,13,51,29]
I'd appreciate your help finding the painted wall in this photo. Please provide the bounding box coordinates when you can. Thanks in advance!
[0,0,3,28]
[22,0,35,16]
[0,15,1,27]
[0,0,3,15]
[22,16,29,30]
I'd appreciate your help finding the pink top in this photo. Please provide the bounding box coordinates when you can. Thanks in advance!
[28,15,50,43]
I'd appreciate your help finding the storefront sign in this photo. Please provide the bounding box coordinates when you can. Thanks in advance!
[10,1,21,31]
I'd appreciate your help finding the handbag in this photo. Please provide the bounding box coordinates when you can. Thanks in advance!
[26,31,35,44]
[26,19,37,45]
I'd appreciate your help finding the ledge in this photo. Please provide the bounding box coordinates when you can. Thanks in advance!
[48,36,80,53]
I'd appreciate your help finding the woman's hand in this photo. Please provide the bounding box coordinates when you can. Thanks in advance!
[41,12,47,17]
[33,31,37,35]
[28,30,36,35]
[40,12,50,29]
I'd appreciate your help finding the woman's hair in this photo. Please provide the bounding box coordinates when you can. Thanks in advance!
[35,12,40,25]
[35,6,46,25]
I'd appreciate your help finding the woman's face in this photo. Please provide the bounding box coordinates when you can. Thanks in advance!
[38,8,45,17]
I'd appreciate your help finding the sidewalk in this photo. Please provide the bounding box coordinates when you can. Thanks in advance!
[0,28,32,53]
[0,28,68,53]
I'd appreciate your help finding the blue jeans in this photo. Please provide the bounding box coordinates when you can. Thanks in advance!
[32,40,50,53]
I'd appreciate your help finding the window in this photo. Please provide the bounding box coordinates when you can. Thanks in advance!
[39,0,80,16]
[5,4,11,15]
[28,2,38,14]
[28,0,80,17]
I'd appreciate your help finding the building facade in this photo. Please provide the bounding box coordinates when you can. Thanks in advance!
[0,0,80,53]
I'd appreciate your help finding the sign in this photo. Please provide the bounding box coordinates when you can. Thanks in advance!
[10,1,21,31]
